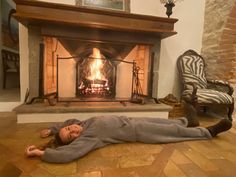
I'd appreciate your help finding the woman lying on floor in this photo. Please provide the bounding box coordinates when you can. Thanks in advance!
[25,107,232,164]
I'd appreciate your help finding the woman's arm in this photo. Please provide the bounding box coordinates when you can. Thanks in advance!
[41,137,103,163]
[25,145,45,157]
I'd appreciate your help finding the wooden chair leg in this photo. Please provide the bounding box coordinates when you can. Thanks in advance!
[203,106,208,113]
[228,103,234,121]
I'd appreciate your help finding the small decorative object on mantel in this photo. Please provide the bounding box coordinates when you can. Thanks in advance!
[160,0,182,18]
[75,0,130,12]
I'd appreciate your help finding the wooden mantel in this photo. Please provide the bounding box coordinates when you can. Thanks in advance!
[13,0,178,39]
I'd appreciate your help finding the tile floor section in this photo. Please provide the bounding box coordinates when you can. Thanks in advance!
[0,112,236,177]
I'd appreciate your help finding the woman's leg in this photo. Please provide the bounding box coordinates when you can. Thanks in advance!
[130,103,199,128]
[135,121,212,144]
[131,117,188,127]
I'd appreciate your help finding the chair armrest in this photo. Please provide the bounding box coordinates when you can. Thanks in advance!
[207,79,234,95]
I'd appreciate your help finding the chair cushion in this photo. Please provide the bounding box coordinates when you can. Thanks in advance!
[182,89,234,104]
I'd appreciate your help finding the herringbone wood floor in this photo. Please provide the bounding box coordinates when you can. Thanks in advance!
[0,112,236,177]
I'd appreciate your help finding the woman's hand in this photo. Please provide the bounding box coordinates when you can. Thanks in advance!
[40,129,51,138]
[25,145,44,157]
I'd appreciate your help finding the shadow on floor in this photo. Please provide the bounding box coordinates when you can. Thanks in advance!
[0,163,22,177]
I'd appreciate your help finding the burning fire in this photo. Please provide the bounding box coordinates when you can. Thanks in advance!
[88,48,105,81]
[78,48,109,95]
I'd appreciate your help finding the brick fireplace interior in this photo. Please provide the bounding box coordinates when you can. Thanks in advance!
[44,36,151,102]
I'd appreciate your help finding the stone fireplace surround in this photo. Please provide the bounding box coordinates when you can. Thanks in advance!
[13,0,178,123]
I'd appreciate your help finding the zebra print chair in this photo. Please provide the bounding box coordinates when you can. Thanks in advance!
[177,49,234,121]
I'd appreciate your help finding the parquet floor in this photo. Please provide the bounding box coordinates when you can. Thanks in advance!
[0,112,236,177]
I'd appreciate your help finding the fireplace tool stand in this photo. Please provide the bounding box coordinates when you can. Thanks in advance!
[131,63,145,104]
[24,89,57,106]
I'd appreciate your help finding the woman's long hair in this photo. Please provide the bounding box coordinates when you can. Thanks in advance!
[37,133,66,150]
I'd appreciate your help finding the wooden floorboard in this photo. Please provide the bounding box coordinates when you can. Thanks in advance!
[0,112,236,177]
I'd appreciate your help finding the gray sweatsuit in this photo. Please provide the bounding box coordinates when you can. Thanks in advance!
[42,116,212,163]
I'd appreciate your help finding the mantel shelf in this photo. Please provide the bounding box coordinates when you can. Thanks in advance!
[13,0,178,39]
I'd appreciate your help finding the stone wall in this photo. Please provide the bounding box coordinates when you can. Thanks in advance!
[201,0,236,114]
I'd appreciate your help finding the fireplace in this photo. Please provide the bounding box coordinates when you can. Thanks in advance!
[13,0,178,105]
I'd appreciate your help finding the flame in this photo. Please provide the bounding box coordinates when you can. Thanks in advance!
[88,48,105,80]
[79,47,110,96]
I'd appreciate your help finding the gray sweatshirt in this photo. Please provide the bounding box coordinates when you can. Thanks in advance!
[42,116,137,163]
[41,116,211,163]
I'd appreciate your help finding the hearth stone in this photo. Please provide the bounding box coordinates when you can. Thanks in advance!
[13,102,172,123]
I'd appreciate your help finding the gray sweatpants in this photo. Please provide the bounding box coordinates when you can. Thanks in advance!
[130,117,212,143]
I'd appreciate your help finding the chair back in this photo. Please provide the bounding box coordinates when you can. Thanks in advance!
[177,50,207,91]
[1,49,19,73]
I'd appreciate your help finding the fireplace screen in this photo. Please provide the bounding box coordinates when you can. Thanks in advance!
[56,46,147,102]
[76,48,115,99]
